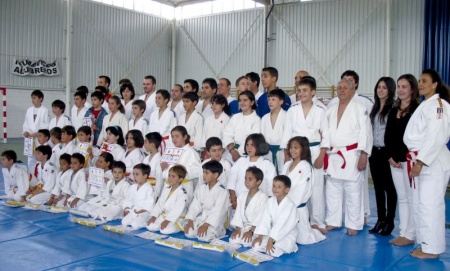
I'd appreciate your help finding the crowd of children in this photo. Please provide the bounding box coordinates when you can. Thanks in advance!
[2,68,449,260]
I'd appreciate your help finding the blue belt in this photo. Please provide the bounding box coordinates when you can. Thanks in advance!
[309,141,320,147]
[269,145,280,175]
[297,202,307,208]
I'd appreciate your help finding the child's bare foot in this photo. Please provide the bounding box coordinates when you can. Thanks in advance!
[410,248,422,257]
[392,236,415,246]
[411,251,438,259]
[347,228,358,236]
[326,225,339,231]
[312,225,329,234]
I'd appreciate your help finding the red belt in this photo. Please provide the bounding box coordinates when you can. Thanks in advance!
[406,151,418,189]
[324,143,358,170]
[160,136,169,155]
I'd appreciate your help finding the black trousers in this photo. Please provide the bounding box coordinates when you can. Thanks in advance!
[369,147,397,222]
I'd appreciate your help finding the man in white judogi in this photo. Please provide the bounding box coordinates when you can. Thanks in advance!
[325,79,369,236]
[139,75,158,121]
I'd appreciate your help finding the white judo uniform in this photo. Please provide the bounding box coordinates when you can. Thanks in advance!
[143,152,163,197]
[261,110,286,173]
[97,112,129,146]
[403,94,450,254]
[282,160,326,244]
[65,169,89,208]
[90,143,125,168]
[49,115,72,130]
[227,156,276,197]
[253,196,299,257]
[128,117,148,135]
[71,106,88,131]
[195,158,231,190]
[2,163,29,201]
[23,106,50,173]
[122,182,155,229]
[195,99,214,119]
[222,111,261,156]
[139,92,157,122]
[50,140,77,166]
[202,112,230,147]
[123,148,145,179]
[27,161,57,204]
[177,111,204,152]
[147,185,188,234]
[230,190,267,247]
[184,182,230,242]
[281,101,330,228]
[168,100,185,119]
[148,108,177,151]
[325,97,369,230]
[121,99,134,120]
[51,169,73,204]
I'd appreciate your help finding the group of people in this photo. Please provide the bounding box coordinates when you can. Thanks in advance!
[2,67,449,259]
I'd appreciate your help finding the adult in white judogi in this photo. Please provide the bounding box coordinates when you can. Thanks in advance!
[23,105,50,173]
[97,112,129,146]
[49,115,72,130]
[184,182,230,242]
[50,169,73,205]
[66,169,89,208]
[202,112,230,147]
[71,104,88,131]
[282,160,326,244]
[2,163,29,202]
[84,177,131,221]
[121,99,135,121]
[123,148,145,179]
[147,185,188,234]
[177,111,204,152]
[128,117,148,135]
[280,101,330,229]
[253,196,298,257]
[230,190,267,247]
[122,182,155,229]
[27,161,57,204]
[148,108,177,150]
[325,79,369,235]
[222,111,261,156]
[195,99,214,119]
[168,100,186,119]
[261,109,286,173]
[227,156,275,198]
[139,92,157,121]
[404,90,450,257]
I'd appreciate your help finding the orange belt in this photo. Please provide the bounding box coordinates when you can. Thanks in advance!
[406,151,419,189]
[324,143,358,170]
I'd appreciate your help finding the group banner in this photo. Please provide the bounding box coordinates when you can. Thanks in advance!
[12,58,60,76]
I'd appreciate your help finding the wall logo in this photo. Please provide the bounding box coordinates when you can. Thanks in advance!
[12,58,60,76]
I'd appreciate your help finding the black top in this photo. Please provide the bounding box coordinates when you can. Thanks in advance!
[384,101,419,162]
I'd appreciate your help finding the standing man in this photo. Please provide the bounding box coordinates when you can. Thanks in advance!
[168,84,185,118]
[291,70,310,104]
[245,72,263,101]
[139,75,157,121]
[184,79,199,94]
[218,78,235,104]
[196,78,217,118]
[98,75,113,107]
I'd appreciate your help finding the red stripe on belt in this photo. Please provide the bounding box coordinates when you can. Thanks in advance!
[324,143,358,170]
[160,136,169,155]
[406,151,418,189]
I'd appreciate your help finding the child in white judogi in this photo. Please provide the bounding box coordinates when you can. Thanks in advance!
[97,96,129,146]
[280,77,330,231]
[230,166,267,247]
[27,145,57,205]
[85,161,131,221]
[260,89,287,173]
[178,92,204,152]
[128,100,148,133]
[47,154,73,206]
[49,100,72,130]
[63,154,88,209]
[282,136,326,244]
[124,130,145,179]
[1,150,29,202]
[122,163,155,229]
[89,126,126,169]
[184,161,230,242]
[148,90,177,152]
[196,137,231,190]
[202,94,230,147]
[147,165,188,234]
[252,175,298,257]
[23,90,50,174]
[52,126,77,165]
[143,132,163,197]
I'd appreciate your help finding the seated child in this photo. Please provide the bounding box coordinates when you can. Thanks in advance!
[252,175,298,257]
[1,150,29,202]
[85,161,131,221]
[184,160,230,242]
[27,145,57,204]
[122,163,155,229]
[124,130,145,179]
[143,132,163,196]
[63,153,88,208]
[196,137,231,189]
[230,166,268,247]
[147,165,188,234]
[47,154,73,205]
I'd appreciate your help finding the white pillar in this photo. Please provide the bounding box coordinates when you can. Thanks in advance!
[66,0,73,113]
[171,19,176,87]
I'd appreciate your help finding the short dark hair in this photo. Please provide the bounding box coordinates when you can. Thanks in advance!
[183,91,199,103]
[340,70,359,90]
[77,126,92,136]
[61,125,77,139]
[211,94,230,115]
[99,152,114,169]
[59,153,72,164]
[132,99,146,112]
[119,78,131,85]
[31,90,44,100]
[71,153,85,165]
[273,175,291,188]
[91,91,105,102]
[51,100,66,113]
[1,150,17,163]
[220,78,231,86]
[95,85,108,95]
[145,132,162,149]
[235,76,248,87]
[174,84,184,92]
[202,160,223,175]
[106,126,125,146]
[262,67,278,81]
[244,133,269,156]
[76,86,89,96]
[126,130,144,148]
[184,79,199,93]
[35,145,52,160]
[156,89,171,101]
[202,78,218,90]
[120,83,135,100]
[38,129,50,139]
[112,161,126,172]
[144,75,156,84]
[298,76,317,90]
[50,127,62,141]
[169,165,188,179]
[74,91,87,100]
[267,89,285,101]
[134,163,151,177]
[245,72,260,87]
[205,137,223,151]
[246,166,264,182]
[99,75,111,86]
